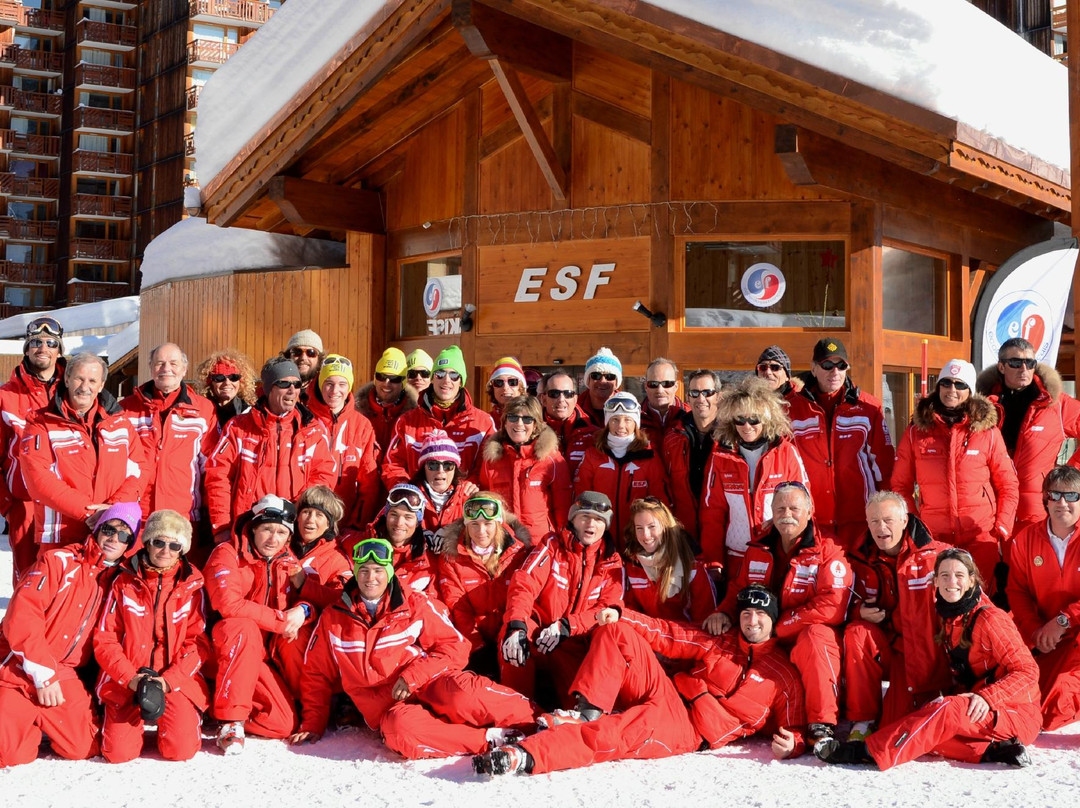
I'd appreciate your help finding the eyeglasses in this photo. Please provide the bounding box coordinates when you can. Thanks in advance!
[733,416,761,426]
[433,370,461,381]
[492,378,520,388]
[407,369,431,380]
[353,538,394,565]
[387,484,425,510]
[1004,357,1037,370]
[687,389,718,399]
[546,389,575,399]
[938,379,969,390]
[464,497,504,522]
[757,362,785,374]
[645,380,677,390]
[589,372,617,382]
[26,317,63,338]
[98,523,135,545]
[375,372,404,384]
[818,360,849,372]
[425,460,457,472]
[272,379,303,389]
[148,537,184,553]
[289,348,319,359]
[210,373,242,383]
[27,338,60,349]
[506,414,535,425]
[1046,490,1080,502]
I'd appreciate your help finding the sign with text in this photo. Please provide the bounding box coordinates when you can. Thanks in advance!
[477,238,651,334]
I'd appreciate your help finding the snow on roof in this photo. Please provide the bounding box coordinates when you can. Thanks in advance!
[107,320,139,365]
[138,217,346,289]
[196,0,1069,197]
[0,296,140,340]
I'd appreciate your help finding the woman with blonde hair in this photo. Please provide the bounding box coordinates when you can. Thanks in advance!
[193,349,258,431]
[699,376,810,579]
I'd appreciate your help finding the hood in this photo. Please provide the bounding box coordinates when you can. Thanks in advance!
[912,392,997,432]
[440,514,532,561]
[976,362,1061,402]
[482,423,559,463]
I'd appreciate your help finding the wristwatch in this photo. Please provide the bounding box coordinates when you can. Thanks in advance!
[1056,613,1070,629]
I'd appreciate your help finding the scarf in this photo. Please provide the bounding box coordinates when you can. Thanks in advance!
[607,433,634,458]
[935,583,982,620]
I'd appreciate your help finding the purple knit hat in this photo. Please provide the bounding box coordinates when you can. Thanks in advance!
[418,429,461,466]
[94,502,143,537]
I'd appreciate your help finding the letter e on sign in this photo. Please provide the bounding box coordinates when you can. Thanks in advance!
[583,263,616,300]
[550,265,581,301]
[514,267,547,302]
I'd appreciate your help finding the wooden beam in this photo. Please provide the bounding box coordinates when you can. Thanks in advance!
[572,90,651,143]
[774,124,817,186]
[451,0,571,82]
[267,176,385,233]
[488,57,568,201]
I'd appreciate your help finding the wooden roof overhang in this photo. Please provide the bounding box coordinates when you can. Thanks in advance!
[201,0,1071,236]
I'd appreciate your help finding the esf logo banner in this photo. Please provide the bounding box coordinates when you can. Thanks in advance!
[740,263,786,309]
[985,290,1054,360]
[423,278,443,318]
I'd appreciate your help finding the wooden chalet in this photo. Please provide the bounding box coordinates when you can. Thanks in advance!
[166,0,1071,432]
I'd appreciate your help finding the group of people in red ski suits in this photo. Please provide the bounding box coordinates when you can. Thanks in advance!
[1,320,1078,776]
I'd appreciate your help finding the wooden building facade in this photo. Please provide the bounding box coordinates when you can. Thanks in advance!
[174,0,1069,432]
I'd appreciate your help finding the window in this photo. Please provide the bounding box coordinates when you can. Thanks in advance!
[81,48,122,67]
[684,239,846,328]
[398,255,462,338]
[75,264,117,282]
[79,92,123,110]
[5,287,46,307]
[190,69,215,86]
[77,178,119,196]
[5,244,47,263]
[882,244,950,336]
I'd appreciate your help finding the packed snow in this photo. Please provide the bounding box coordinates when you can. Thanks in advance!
[0,537,1077,807]
[0,297,139,340]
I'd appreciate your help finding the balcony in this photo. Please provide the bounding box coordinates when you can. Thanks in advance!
[73,150,133,176]
[0,217,59,242]
[0,260,56,285]
[0,175,61,200]
[187,85,200,110]
[16,8,65,34]
[12,88,62,116]
[75,63,136,92]
[72,194,133,219]
[74,106,135,134]
[189,0,273,26]
[0,1,19,26]
[187,39,238,66]
[0,130,62,158]
[72,238,129,261]
[76,19,137,50]
[13,48,65,75]
[69,280,130,305]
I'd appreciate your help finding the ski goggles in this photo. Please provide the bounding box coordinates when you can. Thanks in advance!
[353,539,395,575]
[736,587,775,612]
[464,497,504,522]
[26,316,63,338]
[603,397,640,416]
[386,484,425,511]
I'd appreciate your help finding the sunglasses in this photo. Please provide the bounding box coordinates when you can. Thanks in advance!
[546,389,575,399]
[26,317,63,338]
[506,414,535,425]
[407,369,431,379]
[774,480,810,495]
[938,379,969,390]
[492,378,520,388]
[98,523,135,545]
[353,538,393,565]
[645,380,677,390]
[28,338,60,349]
[573,496,613,513]
[148,537,184,553]
[434,370,461,381]
[254,504,297,524]
[375,372,404,383]
[387,485,424,510]
[688,388,718,399]
[757,362,785,373]
[1046,490,1080,502]
[818,360,849,371]
[733,416,761,426]
[272,379,303,389]
[425,460,457,472]
[464,497,504,521]
[289,348,319,359]
[589,372,618,382]
[1004,357,1037,370]
[210,373,242,383]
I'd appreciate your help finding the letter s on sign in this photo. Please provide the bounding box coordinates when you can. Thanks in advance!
[550,265,581,301]
[514,267,547,303]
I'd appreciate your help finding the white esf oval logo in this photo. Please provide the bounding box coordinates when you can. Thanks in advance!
[423,278,443,318]
[740,263,786,309]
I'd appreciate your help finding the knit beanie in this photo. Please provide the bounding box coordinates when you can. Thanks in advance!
[584,347,623,387]
[735,584,780,625]
[434,345,468,384]
[406,348,434,373]
[319,354,354,391]
[375,347,407,377]
[286,329,324,354]
[418,429,461,466]
[603,391,641,426]
[94,502,143,537]
[756,345,791,378]
[261,356,301,391]
[567,491,613,528]
[488,356,526,385]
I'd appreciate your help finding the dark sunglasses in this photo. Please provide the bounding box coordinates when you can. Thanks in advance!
[375,372,404,383]
[589,372,617,382]
[148,537,184,553]
[506,414,535,425]
[98,523,135,545]
[546,389,575,399]
[387,486,424,510]
[433,370,461,381]
[407,369,431,379]
[272,379,303,389]
[733,416,761,426]
[425,460,457,472]
[1004,357,1037,370]
[492,378,520,388]
[289,347,319,359]
[818,360,849,371]
[353,538,393,565]
[688,388,718,399]
[1046,490,1080,502]
[210,373,242,383]
[27,338,60,349]
[938,379,969,390]
[646,380,677,390]
[757,362,785,373]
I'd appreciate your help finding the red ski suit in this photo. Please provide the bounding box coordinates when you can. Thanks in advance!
[0,538,118,766]
[479,428,572,541]
[20,391,146,549]
[866,595,1041,769]
[305,390,381,529]
[93,555,210,762]
[354,382,417,466]
[659,412,715,541]
[203,401,338,534]
[720,522,852,725]
[639,397,690,450]
[543,404,590,458]
[786,378,894,549]
[698,437,810,576]
[1005,518,1080,729]
[349,516,440,596]
[623,557,716,624]
[574,442,671,540]
[844,515,952,724]
[298,578,536,759]
[294,537,353,611]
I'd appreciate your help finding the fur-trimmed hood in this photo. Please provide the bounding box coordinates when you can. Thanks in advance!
[481,423,559,463]
[975,362,1062,402]
[439,513,532,561]
[354,381,419,418]
[912,391,998,432]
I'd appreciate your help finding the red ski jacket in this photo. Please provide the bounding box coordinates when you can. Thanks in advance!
[306,391,381,528]
[574,443,671,539]
[0,360,63,512]
[623,558,716,624]
[294,538,353,611]
[354,382,417,466]
[1006,519,1080,647]
[639,397,690,449]
[479,427,572,541]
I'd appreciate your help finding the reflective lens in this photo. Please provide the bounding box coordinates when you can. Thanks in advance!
[464,497,503,521]
[148,537,184,553]
[353,538,394,565]
[387,484,424,510]
[26,316,63,338]
[1046,490,1080,503]
[434,370,461,381]
[272,379,303,389]
[1005,357,1037,370]
[573,494,612,513]
[98,523,134,545]
[733,416,761,426]
[938,379,969,390]
[589,372,617,382]
[645,380,677,390]
[506,414,535,425]
[546,389,575,399]
[688,389,718,399]
[27,338,60,349]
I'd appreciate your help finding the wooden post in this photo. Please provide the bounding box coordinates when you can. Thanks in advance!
[1070,0,1080,381]
[848,202,884,399]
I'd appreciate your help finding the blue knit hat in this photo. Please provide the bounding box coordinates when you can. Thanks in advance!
[584,347,622,387]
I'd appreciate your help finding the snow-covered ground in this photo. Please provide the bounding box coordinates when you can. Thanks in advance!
[1,535,1077,807]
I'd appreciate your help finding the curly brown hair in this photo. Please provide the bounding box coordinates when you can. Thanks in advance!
[192,349,258,405]
[714,376,792,445]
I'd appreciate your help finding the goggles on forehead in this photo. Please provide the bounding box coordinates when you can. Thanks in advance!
[604,399,640,416]
[27,317,63,338]
[736,588,774,611]
[387,484,425,511]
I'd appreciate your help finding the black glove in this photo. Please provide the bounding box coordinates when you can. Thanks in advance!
[135,666,166,723]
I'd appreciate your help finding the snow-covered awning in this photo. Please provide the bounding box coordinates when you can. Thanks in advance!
[0,296,140,341]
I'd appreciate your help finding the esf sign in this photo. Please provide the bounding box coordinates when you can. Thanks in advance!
[427,317,461,335]
[513,263,616,303]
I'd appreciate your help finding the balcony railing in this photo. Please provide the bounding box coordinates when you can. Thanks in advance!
[75,63,136,90]
[74,106,135,132]
[73,150,134,175]
[0,175,60,199]
[72,194,133,218]
[186,85,200,110]
[14,48,65,74]
[0,43,16,64]
[0,260,56,285]
[76,19,137,48]
[0,217,59,241]
[0,1,19,24]
[0,130,62,157]
[189,0,274,25]
[12,88,62,115]
[187,39,238,64]
[72,238,129,261]
[69,280,130,304]
[18,8,65,31]
[184,132,196,156]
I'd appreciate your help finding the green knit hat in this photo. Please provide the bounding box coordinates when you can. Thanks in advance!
[434,345,467,384]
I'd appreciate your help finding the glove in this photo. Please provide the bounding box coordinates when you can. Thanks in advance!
[536,619,570,654]
[501,629,529,667]
[135,666,166,723]
[425,530,444,554]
